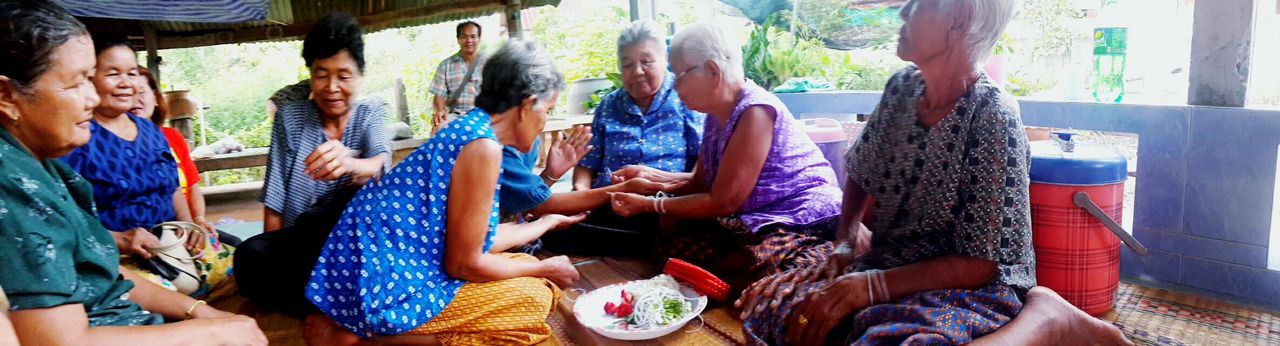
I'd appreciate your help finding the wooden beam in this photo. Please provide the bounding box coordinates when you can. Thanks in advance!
[1187,0,1256,107]
[157,0,505,49]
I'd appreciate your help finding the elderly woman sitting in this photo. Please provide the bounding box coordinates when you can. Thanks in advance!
[0,2,265,344]
[737,1,1132,344]
[303,40,582,346]
[608,22,843,292]
[504,20,704,256]
[61,32,236,300]
[572,20,704,191]
[233,13,394,317]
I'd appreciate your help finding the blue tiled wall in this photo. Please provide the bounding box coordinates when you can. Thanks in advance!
[776,92,1280,307]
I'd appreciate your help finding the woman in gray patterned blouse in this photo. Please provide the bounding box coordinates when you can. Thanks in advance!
[234,13,393,317]
[736,1,1133,345]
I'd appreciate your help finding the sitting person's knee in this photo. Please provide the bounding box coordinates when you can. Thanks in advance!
[505,278,557,313]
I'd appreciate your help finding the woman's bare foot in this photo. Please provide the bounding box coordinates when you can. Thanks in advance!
[975,287,1132,346]
[303,314,361,346]
[1026,287,1132,345]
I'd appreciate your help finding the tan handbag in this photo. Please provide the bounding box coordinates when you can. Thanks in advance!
[144,222,208,295]
[0,283,9,311]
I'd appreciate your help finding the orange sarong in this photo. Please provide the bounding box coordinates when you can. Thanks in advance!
[405,253,560,345]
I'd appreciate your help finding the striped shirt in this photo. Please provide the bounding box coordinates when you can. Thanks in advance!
[429,53,486,115]
[261,99,392,229]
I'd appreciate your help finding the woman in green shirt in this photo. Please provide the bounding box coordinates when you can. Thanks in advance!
[0,2,264,344]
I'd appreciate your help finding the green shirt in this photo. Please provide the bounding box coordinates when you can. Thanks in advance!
[0,127,161,326]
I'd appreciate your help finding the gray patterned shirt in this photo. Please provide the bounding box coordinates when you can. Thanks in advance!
[261,99,392,229]
[847,66,1036,291]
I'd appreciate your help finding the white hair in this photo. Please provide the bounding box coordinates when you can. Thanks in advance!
[939,0,1018,66]
[669,22,743,84]
[617,19,667,58]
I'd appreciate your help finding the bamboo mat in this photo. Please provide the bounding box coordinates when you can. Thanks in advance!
[215,256,1280,346]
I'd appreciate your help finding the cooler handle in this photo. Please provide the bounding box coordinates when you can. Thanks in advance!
[1072,191,1149,256]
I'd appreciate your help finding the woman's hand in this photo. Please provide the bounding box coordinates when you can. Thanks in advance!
[787,273,871,345]
[193,216,218,237]
[824,224,873,279]
[304,140,356,181]
[112,228,160,258]
[175,223,208,253]
[544,125,593,179]
[608,192,653,218]
[610,165,667,184]
[735,267,825,319]
[619,177,687,196]
[186,315,268,346]
[539,255,580,288]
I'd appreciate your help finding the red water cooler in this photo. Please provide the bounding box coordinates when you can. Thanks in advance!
[1029,132,1147,316]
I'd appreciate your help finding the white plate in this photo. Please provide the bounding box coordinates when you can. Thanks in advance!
[571,280,709,341]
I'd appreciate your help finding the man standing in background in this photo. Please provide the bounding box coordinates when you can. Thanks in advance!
[430,21,486,130]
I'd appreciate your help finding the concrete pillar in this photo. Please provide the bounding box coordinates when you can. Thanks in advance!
[629,0,655,22]
[1188,0,1255,107]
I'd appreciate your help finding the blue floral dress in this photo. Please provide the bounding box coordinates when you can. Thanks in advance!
[307,109,500,337]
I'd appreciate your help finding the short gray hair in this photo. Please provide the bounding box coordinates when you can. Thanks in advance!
[617,20,667,58]
[474,40,565,114]
[939,0,1018,66]
[670,22,743,84]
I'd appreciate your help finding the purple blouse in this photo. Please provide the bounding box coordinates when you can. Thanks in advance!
[698,81,843,233]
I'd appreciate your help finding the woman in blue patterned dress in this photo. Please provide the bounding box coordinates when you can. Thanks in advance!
[737,1,1132,345]
[61,33,236,300]
[0,2,264,344]
[303,40,582,345]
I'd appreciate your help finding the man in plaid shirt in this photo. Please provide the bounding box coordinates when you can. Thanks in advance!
[430,21,487,128]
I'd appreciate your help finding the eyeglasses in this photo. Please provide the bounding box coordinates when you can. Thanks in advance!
[674,64,704,85]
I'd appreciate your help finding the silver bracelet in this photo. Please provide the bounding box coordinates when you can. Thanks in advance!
[865,270,876,306]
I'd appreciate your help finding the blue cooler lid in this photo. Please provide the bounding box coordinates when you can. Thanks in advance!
[1029,136,1128,185]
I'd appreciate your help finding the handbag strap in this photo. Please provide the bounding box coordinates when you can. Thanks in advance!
[446,57,479,113]
[147,221,209,260]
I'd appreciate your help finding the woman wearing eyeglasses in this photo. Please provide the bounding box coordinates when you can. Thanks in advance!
[607,22,844,301]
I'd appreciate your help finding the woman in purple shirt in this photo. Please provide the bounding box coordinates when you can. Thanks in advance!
[609,23,843,296]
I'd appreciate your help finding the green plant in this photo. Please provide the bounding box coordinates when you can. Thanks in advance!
[994,33,1015,56]
[583,72,623,111]
[743,13,778,89]
[769,35,825,87]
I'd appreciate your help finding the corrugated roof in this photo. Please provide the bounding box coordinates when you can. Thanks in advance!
[77,0,559,49]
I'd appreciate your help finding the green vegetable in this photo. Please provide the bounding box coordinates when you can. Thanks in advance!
[662,298,685,323]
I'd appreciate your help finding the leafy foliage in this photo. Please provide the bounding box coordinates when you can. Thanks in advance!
[743,13,779,90]
[743,12,902,91]
[583,72,623,111]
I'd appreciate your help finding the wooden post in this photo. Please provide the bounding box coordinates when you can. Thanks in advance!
[1187,0,1255,107]
[143,25,161,84]
[629,0,656,22]
[506,0,522,39]
[394,77,410,124]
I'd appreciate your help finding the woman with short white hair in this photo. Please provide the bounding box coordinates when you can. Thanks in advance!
[736,1,1133,344]
[608,20,844,305]
[530,20,705,256]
